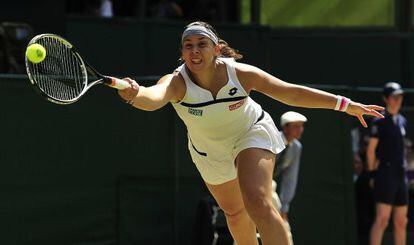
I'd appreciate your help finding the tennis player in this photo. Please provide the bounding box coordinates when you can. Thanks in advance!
[118,21,384,245]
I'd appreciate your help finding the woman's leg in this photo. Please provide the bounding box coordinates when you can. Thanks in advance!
[206,178,259,245]
[236,148,290,245]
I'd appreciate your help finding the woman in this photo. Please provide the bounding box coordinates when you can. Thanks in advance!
[118,21,384,245]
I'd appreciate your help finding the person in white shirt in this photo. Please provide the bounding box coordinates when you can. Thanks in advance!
[274,111,307,221]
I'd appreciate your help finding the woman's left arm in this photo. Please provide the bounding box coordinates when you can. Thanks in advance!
[235,63,384,127]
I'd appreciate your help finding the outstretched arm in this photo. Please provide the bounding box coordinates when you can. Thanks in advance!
[117,73,185,111]
[235,63,384,127]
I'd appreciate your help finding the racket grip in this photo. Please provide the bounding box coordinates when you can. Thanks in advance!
[105,77,131,90]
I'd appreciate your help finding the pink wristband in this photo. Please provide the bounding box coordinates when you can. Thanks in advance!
[335,96,350,112]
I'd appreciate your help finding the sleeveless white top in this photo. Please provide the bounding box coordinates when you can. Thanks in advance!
[171,58,264,154]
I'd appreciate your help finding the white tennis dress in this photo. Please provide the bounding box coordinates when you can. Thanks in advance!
[172,58,285,185]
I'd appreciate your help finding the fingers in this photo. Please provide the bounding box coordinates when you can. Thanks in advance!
[351,103,384,128]
[367,109,384,118]
[354,104,384,119]
[346,101,385,128]
[366,105,385,111]
[364,108,384,118]
[122,77,135,83]
[358,115,367,128]
[122,77,139,89]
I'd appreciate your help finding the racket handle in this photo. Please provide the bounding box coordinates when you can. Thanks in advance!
[104,76,131,90]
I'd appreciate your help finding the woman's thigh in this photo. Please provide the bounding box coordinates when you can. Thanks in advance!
[236,147,276,201]
[205,178,245,215]
[206,147,276,213]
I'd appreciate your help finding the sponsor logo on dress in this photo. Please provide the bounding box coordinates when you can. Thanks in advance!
[229,99,245,111]
[188,108,203,116]
[228,87,238,96]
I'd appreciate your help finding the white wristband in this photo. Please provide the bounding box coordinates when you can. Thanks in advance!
[334,95,342,111]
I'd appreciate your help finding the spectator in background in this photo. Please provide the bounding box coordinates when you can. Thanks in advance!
[367,82,409,245]
[273,111,307,221]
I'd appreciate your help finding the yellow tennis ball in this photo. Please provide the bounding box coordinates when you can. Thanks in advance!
[26,44,46,64]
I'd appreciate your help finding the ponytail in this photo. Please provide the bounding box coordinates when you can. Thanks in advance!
[218,39,243,60]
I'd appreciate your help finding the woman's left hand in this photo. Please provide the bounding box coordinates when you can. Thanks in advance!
[346,101,384,127]
[118,77,139,104]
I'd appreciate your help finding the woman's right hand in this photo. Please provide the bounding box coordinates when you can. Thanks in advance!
[118,77,139,103]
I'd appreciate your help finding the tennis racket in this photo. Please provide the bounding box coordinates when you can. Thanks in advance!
[25,33,131,105]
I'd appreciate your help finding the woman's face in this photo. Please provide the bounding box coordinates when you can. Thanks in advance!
[181,34,219,72]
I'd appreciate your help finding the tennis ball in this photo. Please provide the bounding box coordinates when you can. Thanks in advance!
[26,44,46,64]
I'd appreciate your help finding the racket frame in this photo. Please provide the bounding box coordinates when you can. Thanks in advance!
[25,33,129,105]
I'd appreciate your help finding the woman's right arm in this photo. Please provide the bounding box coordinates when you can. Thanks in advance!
[118,73,185,111]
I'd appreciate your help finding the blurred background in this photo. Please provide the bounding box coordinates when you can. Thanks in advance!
[0,0,413,244]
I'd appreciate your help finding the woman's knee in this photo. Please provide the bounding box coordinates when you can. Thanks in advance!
[223,206,247,225]
[216,196,246,221]
[242,190,274,221]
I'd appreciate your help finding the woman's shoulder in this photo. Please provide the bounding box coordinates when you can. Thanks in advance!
[232,61,263,76]
[219,57,261,75]
[232,61,266,87]
[167,73,186,94]
[171,72,186,102]
[155,72,186,101]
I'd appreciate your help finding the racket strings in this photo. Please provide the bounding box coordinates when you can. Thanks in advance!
[27,36,87,102]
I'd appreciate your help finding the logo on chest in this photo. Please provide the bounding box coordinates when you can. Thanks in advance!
[188,108,203,116]
[229,99,245,111]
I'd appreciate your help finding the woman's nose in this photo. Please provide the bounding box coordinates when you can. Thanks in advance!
[191,47,200,54]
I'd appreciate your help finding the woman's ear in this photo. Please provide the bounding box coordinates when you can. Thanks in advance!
[214,44,221,56]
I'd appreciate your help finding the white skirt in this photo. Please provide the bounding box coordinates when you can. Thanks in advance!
[188,111,285,185]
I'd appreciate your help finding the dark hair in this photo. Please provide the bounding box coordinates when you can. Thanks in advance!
[183,21,243,60]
